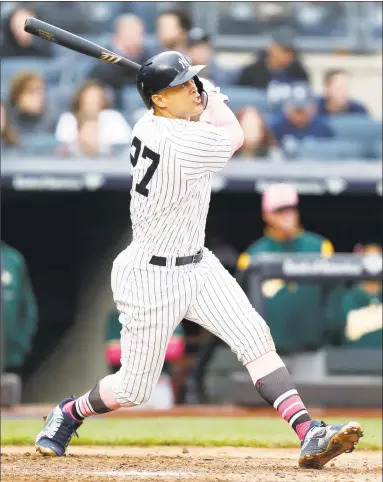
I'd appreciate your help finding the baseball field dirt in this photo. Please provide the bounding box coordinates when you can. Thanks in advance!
[2,446,381,482]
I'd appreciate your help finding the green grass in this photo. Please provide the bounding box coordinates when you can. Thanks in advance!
[1,417,381,450]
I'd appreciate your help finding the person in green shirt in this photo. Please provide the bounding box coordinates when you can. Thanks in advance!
[237,183,334,355]
[105,311,185,409]
[1,241,38,374]
[326,243,382,348]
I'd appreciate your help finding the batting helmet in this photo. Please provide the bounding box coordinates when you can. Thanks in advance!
[136,51,207,109]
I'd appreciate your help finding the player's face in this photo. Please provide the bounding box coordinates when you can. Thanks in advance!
[153,79,204,119]
[265,207,299,236]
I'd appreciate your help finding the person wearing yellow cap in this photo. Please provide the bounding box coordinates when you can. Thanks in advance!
[237,183,334,357]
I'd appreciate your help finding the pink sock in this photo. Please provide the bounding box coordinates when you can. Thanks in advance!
[273,389,312,441]
[296,420,312,441]
[62,400,83,423]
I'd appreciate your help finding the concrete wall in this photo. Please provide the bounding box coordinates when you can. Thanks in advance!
[23,196,132,403]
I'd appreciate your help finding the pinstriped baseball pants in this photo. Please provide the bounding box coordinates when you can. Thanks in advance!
[110,242,275,406]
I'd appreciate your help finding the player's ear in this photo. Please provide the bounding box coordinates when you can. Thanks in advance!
[151,93,167,109]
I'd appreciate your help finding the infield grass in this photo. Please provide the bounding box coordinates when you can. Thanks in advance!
[1,417,381,449]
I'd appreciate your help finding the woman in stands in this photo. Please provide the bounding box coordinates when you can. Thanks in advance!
[236,106,283,160]
[1,103,21,148]
[6,71,56,138]
[55,80,132,149]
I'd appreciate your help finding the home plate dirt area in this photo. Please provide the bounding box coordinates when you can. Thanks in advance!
[2,446,381,482]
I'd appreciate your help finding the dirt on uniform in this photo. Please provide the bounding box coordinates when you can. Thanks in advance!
[1,446,381,482]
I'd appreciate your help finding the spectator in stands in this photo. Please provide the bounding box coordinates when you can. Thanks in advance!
[236,183,334,357]
[186,28,239,87]
[2,6,52,58]
[236,107,282,160]
[105,310,185,409]
[1,103,21,148]
[57,115,112,157]
[318,69,369,116]
[268,83,333,157]
[236,27,309,110]
[87,14,149,105]
[5,71,57,138]
[1,241,38,375]
[156,8,191,53]
[325,242,382,348]
[55,80,131,147]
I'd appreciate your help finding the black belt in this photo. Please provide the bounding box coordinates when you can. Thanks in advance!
[149,250,203,267]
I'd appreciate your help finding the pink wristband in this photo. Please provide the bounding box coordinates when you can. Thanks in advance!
[105,345,121,366]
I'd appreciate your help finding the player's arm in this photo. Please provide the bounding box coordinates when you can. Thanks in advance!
[199,85,244,157]
[173,122,234,173]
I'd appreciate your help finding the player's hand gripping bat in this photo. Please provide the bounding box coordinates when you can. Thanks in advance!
[24,17,141,72]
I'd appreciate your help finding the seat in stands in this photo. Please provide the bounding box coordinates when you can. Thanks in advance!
[223,87,268,114]
[22,134,60,155]
[328,115,382,144]
[121,86,146,112]
[296,138,365,161]
[1,57,65,85]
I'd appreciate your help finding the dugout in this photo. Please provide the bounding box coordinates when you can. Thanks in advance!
[1,186,381,404]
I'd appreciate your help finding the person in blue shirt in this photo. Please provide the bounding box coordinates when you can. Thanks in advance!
[317,69,369,116]
[268,83,333,157]
[236,27,310,112]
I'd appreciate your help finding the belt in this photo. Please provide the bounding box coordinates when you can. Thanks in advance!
[149,250,203,267]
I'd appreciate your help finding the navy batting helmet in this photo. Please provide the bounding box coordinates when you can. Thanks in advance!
[136,51,207,109]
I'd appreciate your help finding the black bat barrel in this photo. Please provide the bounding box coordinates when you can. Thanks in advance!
[24,17,141,71]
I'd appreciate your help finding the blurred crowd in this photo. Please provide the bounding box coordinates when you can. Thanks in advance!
[1,4,382,161]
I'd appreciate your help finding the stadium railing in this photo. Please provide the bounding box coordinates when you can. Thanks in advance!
[1,156,382,195]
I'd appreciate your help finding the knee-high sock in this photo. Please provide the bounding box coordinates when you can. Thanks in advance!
[246,351,312,441]
[63,374,134,422]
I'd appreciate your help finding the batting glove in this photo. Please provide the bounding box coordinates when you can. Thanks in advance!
[199,77,229,103]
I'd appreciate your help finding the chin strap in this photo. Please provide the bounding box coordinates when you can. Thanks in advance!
[193,76,208,110]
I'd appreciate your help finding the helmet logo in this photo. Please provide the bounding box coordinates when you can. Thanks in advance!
[178,56,190,70]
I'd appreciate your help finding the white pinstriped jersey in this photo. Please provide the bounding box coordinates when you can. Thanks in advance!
[129,110,232,256]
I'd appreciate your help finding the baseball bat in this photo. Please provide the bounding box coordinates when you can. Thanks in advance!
[24,17,141,71]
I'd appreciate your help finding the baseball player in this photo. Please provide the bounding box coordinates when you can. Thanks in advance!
[35,51,362,468]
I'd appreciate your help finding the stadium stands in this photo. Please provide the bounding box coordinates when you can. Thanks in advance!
[222,87,268,114]
[296,138,365,161]
[327,115,382,144]
[22,133,60,155]
[1,57,66,85]
[1,2,382,161]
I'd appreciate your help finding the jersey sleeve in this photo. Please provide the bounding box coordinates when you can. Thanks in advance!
[172,123,233,173]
